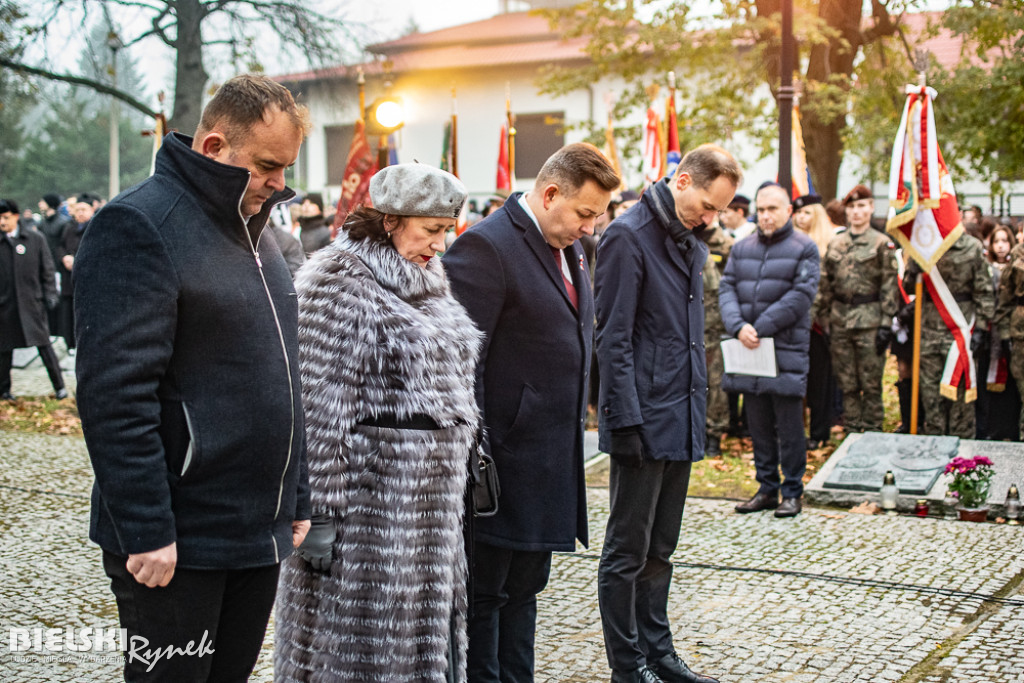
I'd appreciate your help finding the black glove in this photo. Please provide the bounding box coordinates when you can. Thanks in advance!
[295,515,335,571]
[46,296,59,311]
[610,426,644,468]
[896,301,915,328]
[970,329,990,357]
[1002,339,1012,358]
[874,327,894,355]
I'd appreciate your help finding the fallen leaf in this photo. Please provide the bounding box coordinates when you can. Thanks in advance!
[850,501,881,515]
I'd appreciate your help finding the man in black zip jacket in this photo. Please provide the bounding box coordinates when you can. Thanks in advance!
[75,74,311,682]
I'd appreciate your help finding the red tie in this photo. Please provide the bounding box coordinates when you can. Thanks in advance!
[551,246,578,310]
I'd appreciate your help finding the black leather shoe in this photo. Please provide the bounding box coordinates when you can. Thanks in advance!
[704,435,722,457]
[774,497,802,518]
[806,438,823,450]
[55,388,68,400]
[735,491,779,513]
[611,665,664,683]
[650,652,719,683]
[1,392,15,402]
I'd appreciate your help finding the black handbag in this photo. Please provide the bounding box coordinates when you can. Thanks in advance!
[472,438,501,517]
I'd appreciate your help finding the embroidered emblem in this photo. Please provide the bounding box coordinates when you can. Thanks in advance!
[578,254,585,270]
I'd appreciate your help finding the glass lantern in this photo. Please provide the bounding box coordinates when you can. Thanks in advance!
[880,470,899,515]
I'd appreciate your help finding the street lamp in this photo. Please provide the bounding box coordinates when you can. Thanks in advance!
[106,29,123,199]
[777,0,794,193]
[365,88,405,169]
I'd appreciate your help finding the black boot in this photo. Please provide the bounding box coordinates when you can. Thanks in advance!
[896,378,911,434]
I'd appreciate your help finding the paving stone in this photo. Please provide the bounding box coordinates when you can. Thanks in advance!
[2,427,1023,681]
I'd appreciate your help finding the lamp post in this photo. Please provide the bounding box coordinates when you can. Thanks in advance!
[777,0,794,193]
[365,85,405,169]
[107,29,123,200]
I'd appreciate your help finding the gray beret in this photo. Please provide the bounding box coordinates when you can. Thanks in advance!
[370,163,467,219]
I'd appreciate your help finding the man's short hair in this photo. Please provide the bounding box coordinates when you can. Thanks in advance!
[756,182,791,205]
[534,143,620,196]
[196,74,311,144]
[677,144,743,190]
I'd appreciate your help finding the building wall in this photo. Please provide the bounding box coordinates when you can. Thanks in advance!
[293,67,1023,216]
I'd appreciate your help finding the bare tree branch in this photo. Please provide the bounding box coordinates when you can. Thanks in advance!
[0,56,160,118]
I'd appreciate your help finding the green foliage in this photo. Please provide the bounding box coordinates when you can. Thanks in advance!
[930,2,1024,186]
[1,94,152,207]
[537,0,774,176]
[845,38,915,185]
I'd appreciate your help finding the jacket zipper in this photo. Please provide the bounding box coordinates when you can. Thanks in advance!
[239,188,295,564]
[180,403,196,477]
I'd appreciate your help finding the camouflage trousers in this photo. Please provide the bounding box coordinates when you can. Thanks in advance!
[918,330,974,439]
[1008,339,1024,437]
[706,341,729,440]
[831,327,884,432]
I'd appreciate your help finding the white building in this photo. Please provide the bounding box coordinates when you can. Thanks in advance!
[277,5,1021,216]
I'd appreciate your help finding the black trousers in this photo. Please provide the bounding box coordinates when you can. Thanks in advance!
[745,393,807,499]
[102,551,279,682]
[805,330,835,442]
[598,459,691,673]
[466,541,552,683]
[0,344,64,395]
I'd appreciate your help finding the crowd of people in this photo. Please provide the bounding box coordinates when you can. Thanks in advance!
[5,72,1022,683]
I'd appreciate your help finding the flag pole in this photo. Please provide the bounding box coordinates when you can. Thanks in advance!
[506,83,516,187]
[451,85,459,178]
[909,61,927,435]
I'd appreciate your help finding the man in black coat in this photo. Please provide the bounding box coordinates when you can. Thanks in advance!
[594,146,741,683]
[0,199,66,401]
[444,143,620,682]
[74,75,311,682]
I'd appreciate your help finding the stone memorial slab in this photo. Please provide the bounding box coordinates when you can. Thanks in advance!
[956,440,1024,513]
[823,431,959,494]
[807,433,1024,514]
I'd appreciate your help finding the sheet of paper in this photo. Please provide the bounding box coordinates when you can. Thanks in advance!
[720,337,778,377]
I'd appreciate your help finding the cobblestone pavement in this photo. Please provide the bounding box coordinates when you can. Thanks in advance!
[2,424,1023,682]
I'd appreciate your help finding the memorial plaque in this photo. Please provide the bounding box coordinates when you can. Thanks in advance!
[823,432,959,494]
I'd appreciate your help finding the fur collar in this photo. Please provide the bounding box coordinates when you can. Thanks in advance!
[334,233,449,302]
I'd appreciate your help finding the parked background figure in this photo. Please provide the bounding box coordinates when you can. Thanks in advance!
[58,195,96,353]
[444,143,619,682]
[0,199,66,401]
[298,192,331,256]
[36,193,71,335]
[906,231,994,438]
[275,164,480,682]
[793,194,836,448]
[721,183,820,519]
[813,185,897,436]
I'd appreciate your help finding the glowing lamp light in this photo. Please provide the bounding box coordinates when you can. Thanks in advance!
[374,100,404,129]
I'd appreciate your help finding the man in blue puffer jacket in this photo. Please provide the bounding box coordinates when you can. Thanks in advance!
[719,182,820,518]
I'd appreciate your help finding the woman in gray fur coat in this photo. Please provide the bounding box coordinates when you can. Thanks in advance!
[275,164,481,682]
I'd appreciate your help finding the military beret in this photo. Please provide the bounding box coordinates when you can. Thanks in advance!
[729,193,750,209]
[370,163,467,219]
[793,194,822,211]
[843,184,873,205]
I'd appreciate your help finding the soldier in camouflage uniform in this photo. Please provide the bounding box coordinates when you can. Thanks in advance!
[701,220,733,456]
[813,185,898,433]
[905,232,994,438]
[994,240,1024,436]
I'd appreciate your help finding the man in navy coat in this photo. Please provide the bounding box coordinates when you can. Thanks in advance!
[595,145,742,683]
[444,143,620,682]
